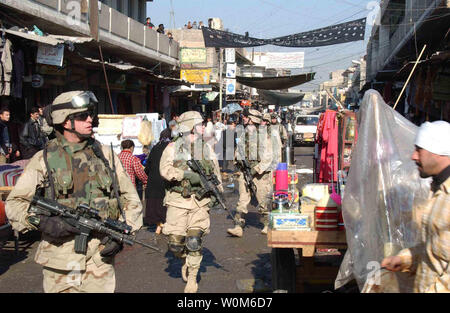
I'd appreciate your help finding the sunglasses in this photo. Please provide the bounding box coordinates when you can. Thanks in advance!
[71,110,95,121]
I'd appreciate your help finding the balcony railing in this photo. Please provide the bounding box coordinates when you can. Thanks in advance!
[26,0,179,59]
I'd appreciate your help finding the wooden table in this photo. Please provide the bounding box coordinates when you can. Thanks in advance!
[268,229,347,293]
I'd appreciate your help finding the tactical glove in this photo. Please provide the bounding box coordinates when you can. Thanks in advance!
[183,171,201,185]
[37,215,81,238]
[100,237,123,257]
[250,167,258,176]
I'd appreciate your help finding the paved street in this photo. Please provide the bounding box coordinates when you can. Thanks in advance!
[0,146,315,293]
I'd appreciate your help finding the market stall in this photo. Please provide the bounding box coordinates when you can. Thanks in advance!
[268,106,359,293]
[94,113,167,153]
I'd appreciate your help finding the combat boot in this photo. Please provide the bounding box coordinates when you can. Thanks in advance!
[227,213,244,237]
[261,225,268,235]
[184,267,199,293]
[181,259,188,282]
[227,225,243,237]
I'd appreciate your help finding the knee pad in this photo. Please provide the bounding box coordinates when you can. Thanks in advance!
[168,234,186,258]
[185,229,204,254]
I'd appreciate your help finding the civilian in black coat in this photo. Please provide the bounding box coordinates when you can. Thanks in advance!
[143,130,171,233]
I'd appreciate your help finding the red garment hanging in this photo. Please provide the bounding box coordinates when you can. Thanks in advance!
[317,110,339,183]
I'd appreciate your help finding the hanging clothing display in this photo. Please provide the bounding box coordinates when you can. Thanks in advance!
[432,62,450,101]
[316,110,339,183]
[0,38,12,96]
[12,47,24,99]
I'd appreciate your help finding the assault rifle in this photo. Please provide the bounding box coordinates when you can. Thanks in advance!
[235,144,257,198]
[29,196,161,254]
[186,159,244,228]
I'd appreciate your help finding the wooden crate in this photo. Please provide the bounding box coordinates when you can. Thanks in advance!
[267,229,347,257]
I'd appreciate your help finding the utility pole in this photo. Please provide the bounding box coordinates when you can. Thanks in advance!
[169,0,176,29]
[219,48,223,110]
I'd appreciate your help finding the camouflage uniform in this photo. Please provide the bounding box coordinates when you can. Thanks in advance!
[228,110,273,237]
[160,111,222,293]
[5,91,142,293]
[268,122,288,169]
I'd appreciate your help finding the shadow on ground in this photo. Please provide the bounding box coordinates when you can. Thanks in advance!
[0,230,40,276]
[164,247,224,282]
[248,252,272,293]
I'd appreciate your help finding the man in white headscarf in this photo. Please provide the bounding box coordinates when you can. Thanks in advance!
[382,120,450,292]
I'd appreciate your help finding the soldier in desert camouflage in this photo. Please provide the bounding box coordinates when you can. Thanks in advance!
[5,91,142,293]
[227,109,273,237]
[160,111,222,293]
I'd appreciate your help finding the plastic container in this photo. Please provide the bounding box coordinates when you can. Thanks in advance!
[315,191,338,231]
[275,163,289,195]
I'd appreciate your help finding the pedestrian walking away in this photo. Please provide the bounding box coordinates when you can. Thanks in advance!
[144,129,171,234]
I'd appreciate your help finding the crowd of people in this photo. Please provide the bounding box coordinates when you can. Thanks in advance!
[183,21,205,29]
[144,18,172,39]
[0,105,53,165]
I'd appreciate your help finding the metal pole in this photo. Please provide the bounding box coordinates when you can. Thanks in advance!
[393,44,426,110]
[219,48,223,110]
[98,45,114,114]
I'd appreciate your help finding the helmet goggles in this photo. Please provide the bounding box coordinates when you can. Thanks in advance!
[51,91,98,111]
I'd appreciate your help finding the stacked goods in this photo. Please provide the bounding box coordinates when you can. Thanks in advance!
[315,190,339,231]
[270,163,308,230]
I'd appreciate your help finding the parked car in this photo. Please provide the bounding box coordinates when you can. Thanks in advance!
[293,115,319,146]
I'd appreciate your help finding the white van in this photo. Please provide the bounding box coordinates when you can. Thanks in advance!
[293,115,319,145]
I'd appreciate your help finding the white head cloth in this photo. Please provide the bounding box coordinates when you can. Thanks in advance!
[415,121,450,156]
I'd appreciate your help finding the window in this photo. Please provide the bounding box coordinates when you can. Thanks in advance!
[296,116,319,125]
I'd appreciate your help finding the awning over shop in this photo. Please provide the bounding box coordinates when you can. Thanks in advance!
[70,53,189,86]
[257,90,305,106]
[236,72,315,90]
[169,84,212,94]
[3,28,94,46]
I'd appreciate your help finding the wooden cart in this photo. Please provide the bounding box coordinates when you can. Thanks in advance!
[268,229,347,292]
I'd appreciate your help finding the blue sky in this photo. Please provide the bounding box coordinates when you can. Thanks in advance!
[147,0,378,91]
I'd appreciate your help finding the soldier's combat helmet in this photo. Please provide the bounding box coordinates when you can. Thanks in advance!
[262,113,271,122]
[177,111,204,133]
[247,109,262,124]
[47,91,98,125]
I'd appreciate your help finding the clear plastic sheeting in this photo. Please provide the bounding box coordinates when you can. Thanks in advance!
[335,90,430,292]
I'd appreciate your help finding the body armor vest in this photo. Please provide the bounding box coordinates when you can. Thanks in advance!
[169,138,215,198]
[242,127,260,168]
[43,139,120,220]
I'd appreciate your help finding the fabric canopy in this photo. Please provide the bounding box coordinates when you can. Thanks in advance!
[270,18,366,48]
[202,28,266,48]
[222,103,243,114]
[236,72,315,90]
[258,90,305,106]
[202,18,366,48]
